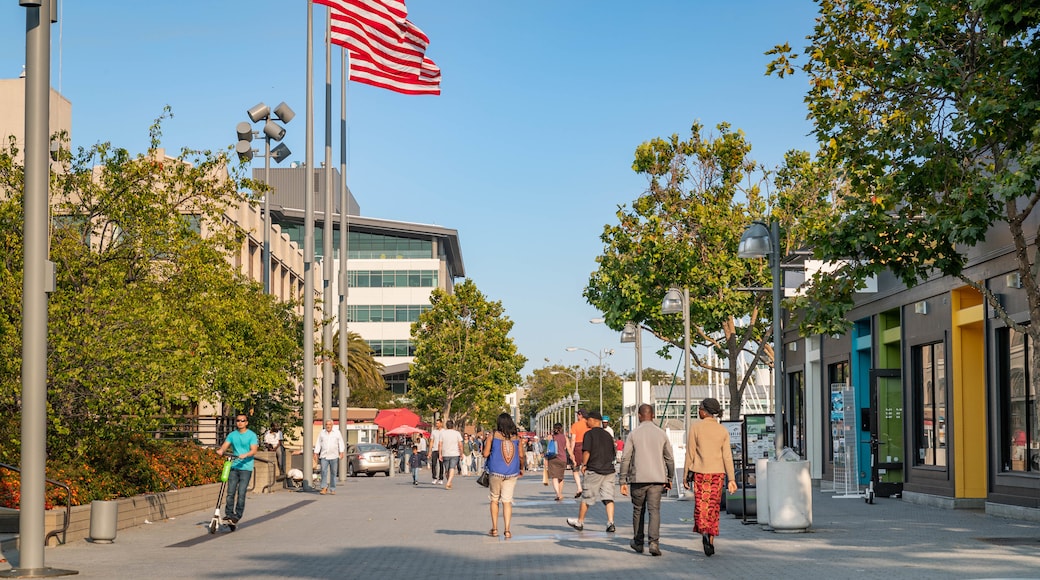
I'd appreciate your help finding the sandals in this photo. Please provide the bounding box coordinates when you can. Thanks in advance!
[504,530,512,538]
[488,529,498,537]
[555,496,563,501]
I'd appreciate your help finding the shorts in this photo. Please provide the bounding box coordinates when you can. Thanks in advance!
[488,474,519,503]
[581,471,615,505]
[441,456,460,471]
[572,442,584,466]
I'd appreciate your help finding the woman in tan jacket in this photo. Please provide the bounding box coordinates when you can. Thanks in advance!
[683,398,737,556]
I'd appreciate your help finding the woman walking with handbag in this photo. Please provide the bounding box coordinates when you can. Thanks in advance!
[683,398,738,556]
[483,412,525,538]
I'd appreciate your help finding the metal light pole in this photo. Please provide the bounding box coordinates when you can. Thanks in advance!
[235,102,294,295]
[565,347,613,415]
[739,220,784,456]
[9,1,76,577]
[662,288,691,434]
[620,321,643,407]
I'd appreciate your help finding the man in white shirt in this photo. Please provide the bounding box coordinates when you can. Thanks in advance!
[313,420,345,495]
[439,420,464,489]
[429,419,444,484]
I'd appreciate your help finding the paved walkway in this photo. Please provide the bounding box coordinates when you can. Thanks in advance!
[2,471,1039,579]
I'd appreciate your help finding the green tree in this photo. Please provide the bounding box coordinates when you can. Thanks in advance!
[408,279,526,429]
[767,1,1040,347]
[329,329,391,409]
[0,115,303,460]
[586,123,776,420]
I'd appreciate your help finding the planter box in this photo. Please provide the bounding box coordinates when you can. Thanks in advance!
[44,482,221,546]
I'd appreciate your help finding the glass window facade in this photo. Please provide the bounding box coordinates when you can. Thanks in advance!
[912,342,947,467]
[348,305,430,323]
[278,226,433,260]
[367,339,415,358]
[349,270,438,288]
[998,327,1039,473]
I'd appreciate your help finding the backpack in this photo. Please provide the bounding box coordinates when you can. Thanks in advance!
[545,438,558,459]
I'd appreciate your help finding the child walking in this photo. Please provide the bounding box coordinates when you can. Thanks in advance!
[409,445,421,485]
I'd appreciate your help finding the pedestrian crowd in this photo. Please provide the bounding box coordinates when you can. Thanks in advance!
[224,398,735,557]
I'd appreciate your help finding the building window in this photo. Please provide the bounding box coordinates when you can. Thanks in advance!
[348,305,430,323]
[349,270,438,288]
[385,371,409,396]
[367,339,415,357]
[348,232,432,259]
[789,370,805,458]
[998,327,1039,473]
[912,342,946,467]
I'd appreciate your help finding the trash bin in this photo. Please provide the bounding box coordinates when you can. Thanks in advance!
[89,499,118,543]
[766,459,812,531]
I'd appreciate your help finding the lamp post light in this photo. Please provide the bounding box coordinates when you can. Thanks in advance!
[661,287,692,434]
[738,220,784,457]
[235,101,294,295]
[550,369,580,419]
[620,321,643,407]
[565,346,613,416]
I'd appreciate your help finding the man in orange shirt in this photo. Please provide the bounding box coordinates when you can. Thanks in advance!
[569,409,590,498]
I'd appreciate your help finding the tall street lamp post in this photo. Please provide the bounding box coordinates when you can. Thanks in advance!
[565,347,613,416]
[235,101,294,295]
[620,321,643,407]
[661,288,692,434]
[738,220,784,456]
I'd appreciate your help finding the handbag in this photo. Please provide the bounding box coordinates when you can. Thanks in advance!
[476,469,490,488]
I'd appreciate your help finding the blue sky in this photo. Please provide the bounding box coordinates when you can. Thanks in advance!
[1,1,820,379]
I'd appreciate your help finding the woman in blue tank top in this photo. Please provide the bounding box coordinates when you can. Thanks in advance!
[482,412,525,538]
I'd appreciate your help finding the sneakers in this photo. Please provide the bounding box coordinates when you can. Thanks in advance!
[566,518,584,531]
[224,517,238,532]
[630,540,644,554]
[413,481,419,486]
[606,522,616,533]
[649,541,661,556]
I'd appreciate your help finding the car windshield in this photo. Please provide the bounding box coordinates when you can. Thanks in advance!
[357,444,385,453]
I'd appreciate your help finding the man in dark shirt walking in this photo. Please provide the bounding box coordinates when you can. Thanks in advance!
[566,410,617,533]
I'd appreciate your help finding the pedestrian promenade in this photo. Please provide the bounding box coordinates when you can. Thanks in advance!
[2,471,1038,579]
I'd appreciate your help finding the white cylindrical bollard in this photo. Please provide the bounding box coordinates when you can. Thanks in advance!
[767,459,813,531]
[89,499,118,543]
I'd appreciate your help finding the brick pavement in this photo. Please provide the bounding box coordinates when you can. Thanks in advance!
[2,470,1039,579]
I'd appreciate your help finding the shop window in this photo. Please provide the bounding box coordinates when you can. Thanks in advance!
[912,342,947,467]
[997,328,1039,473]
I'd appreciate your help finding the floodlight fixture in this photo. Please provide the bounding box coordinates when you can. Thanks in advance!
[235,140,254,163]
[273,101,295,124]
[247,102,270,123]
[262,120,285,141]
[270,142,292,163]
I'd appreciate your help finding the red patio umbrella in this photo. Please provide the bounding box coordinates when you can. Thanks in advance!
[373,408,421,431]
[385,425,430,437]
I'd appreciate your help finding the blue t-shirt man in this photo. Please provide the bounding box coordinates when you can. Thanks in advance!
[217,414,258,528]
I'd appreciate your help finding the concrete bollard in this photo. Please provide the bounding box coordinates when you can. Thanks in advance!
[89,500,118,543]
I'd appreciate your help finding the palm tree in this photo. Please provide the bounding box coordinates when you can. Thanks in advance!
[328,330,392,408]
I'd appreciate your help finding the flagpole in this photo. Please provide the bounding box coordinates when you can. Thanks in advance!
[337,46,350,482]
[322,2,334,439]
[302,0,315,492]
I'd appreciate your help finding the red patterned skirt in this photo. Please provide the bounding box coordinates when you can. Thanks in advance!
[692,472,725,537]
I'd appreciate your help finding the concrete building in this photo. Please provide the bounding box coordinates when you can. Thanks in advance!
[254,166,465,399]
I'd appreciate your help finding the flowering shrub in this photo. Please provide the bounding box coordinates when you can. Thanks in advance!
[0,436,225,509]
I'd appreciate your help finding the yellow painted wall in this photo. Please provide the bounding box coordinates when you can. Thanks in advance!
[951,289,986,498]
